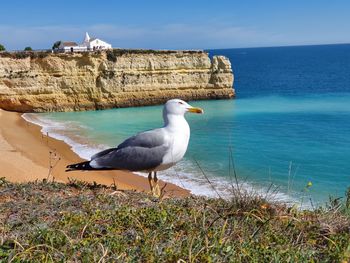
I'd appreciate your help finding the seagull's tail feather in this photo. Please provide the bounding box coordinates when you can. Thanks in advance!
[66,161,94,172]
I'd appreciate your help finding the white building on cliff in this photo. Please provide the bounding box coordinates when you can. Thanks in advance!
[57,32,112,52]
[82,32,112,51]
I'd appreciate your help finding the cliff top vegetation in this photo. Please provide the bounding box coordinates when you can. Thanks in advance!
[1,178,349,262]
[0,49,205,61]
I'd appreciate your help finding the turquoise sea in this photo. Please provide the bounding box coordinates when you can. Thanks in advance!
[24,44,350,206]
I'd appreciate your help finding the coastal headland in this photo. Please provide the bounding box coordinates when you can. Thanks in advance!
[0,49,234,195]
[0,49,234,112]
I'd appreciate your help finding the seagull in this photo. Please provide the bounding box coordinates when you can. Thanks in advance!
[66,99,204,196]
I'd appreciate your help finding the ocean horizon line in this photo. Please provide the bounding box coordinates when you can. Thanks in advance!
[206,42,350,52]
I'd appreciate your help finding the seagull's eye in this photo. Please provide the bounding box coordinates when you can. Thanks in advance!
[178,101,184,105]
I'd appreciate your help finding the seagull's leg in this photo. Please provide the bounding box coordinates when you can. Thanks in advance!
[148,172,154,194]
[153,171,161,197]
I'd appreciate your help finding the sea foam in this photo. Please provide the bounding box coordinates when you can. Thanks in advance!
[22,113,105,160]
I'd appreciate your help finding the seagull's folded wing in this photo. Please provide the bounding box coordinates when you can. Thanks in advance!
[90,129,169,171]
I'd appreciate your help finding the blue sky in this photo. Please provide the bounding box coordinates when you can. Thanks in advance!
[0,0,349,50]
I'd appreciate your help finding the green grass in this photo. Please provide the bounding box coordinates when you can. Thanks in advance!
[1,178,349,262]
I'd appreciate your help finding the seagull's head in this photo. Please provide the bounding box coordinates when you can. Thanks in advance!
[164,99,204,116]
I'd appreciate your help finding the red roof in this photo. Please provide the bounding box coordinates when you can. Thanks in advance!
[61,42,78,47]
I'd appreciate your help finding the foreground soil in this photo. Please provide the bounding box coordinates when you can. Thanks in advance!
[1,179,350,262]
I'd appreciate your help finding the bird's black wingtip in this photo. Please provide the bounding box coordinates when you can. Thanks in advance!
[65,164,75,172]
[65,161,92,172]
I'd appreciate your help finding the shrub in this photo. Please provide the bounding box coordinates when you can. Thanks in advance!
[0,44,5,51]
[0,50,51,59]
[106,49,118,62]
[106,48,204,62]
[52,41,61,50]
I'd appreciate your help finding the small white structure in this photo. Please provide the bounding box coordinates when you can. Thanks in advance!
[56,32,112,52]
[82,32,112,51]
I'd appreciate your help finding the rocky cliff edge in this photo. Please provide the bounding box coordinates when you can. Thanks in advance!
[0,50,234,112]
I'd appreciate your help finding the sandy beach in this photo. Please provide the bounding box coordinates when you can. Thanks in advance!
[0,109,189,197]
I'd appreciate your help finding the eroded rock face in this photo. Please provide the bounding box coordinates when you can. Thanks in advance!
[0,50,234,112]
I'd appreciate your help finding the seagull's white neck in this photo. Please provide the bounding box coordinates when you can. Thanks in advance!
[159,110,191,169]
[163,113,189,133]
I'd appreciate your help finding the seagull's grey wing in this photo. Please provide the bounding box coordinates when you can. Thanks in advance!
[90,129,168,171]
[91,145,168,171]
[91,148,117,160]
[116,129,165,150]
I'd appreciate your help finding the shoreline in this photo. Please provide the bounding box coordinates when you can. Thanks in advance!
[0,109,190,197]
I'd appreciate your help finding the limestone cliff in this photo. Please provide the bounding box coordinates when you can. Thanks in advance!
[0,50,234,112]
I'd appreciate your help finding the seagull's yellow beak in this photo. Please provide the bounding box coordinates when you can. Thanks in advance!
[187,107,204,114]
